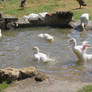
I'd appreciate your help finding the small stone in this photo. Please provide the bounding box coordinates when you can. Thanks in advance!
[35,72,49,82]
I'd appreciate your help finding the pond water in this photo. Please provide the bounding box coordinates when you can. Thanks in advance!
[1,27,92,82]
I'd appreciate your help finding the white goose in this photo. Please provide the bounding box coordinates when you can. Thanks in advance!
[33,46,55,63]
[38,33,54,42]
[80,13,89,31]
[81,43,92,62]
[69,38,89,61]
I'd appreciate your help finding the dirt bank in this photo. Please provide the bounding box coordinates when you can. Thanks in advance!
[5,77,92,92]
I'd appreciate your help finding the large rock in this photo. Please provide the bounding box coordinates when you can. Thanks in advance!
[19,67,38,79]
[45,11,73,27]
[0,67,20,83]
[0,16,18,29]
[0,67,48,83]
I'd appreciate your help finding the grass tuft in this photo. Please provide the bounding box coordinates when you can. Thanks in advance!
[77,85,92,92]
[0,82,8,92]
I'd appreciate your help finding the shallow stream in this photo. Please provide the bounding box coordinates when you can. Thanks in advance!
[1,27,92,82]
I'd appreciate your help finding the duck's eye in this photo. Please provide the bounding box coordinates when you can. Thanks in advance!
[69,39,73,42]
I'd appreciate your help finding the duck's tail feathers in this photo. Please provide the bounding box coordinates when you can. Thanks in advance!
[43,58,56,63]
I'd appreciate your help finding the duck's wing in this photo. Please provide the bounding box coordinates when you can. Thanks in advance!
[38,34,44,38]
[34,54,40,61]
[82,41,88,45]
[82,41,92,51]
[39,52,48,58]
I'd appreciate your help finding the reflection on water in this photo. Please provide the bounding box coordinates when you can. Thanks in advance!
[0,27,92,82]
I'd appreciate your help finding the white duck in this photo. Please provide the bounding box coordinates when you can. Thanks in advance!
[33,46,55,63]
[38,33,54,42]
[80,13,89,31]
[0,29,2,38]
[38,33,45,38]
[69,38,89,61]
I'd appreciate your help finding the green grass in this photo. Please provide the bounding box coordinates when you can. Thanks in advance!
[77,85,92,92]
[0,82,8,92]
[0,0,60,17]
[0,0,92,20]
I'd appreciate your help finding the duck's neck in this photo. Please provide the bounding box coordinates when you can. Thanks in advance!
[81,23,84,29]
[72,41,77,48]
[34,49,39,54]
[81,52,87,62]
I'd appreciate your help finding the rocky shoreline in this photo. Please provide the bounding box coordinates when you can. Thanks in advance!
[0,11,74,29]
